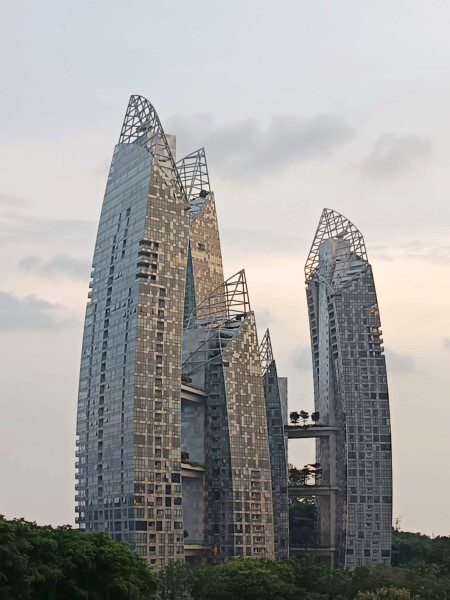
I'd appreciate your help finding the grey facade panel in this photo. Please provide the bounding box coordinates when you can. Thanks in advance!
[305,209,393,569]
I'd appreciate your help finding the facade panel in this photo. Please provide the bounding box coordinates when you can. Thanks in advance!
[305,209,393,569]
[76,96,189,569]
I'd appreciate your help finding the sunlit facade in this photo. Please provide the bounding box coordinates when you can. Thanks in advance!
[76,95,285,568]
[305,209,392,569]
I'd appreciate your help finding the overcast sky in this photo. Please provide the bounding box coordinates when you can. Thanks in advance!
[1,0,449,536]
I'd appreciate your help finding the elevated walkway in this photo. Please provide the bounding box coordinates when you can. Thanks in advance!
[289,484,337,498]
[286,425,338,439]
[181,383,207,403]
[181,462,205,479]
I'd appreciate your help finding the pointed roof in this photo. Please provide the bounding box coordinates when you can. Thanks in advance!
[305,208,368,282]
[118,95,186,202]
[259,329,275,375]
[184,269,250,329]
[176,147,210,203]
[182,270,251,375]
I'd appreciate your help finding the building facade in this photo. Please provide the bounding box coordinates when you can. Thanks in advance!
[182,271,276,560]
[305,209,392,569]
[259,330,289,559]
[76,95,285,568]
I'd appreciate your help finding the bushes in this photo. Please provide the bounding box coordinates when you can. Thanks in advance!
[1,516,449,600]
[0,516,157,599]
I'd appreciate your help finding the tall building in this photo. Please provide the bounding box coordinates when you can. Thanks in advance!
[259,330,289,559]
[305,209,392,569]
[76,94,285,567]
[182,271,275,560]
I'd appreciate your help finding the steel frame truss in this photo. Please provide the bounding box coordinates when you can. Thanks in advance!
[305,208,368,282]
[259,329,275,376]
[176,147,210,205]
[185,269,250,330]
[182,270,251,375]
[118,95,186,202]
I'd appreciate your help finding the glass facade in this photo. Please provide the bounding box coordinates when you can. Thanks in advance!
[76,96,189,569]
[76,95,285,567]
[305,209,392,569]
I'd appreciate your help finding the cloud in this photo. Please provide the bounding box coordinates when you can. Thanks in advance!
[370,240,450,266]
[0,292,75,331]
[0,209,96,247]
[18,254,90,280]
[291,346,313,371]
[385,348,415,373]
[254,307,274,330]
[361,133,433,178]
[443,338,450,351]
[169,113,354,178]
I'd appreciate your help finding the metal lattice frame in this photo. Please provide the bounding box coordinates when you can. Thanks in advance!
[259,329,275,376]
[185,269,250,330]
[305,208,368,282]
[182,270,251,375]
[176,147,210,203]
[118,95,186,201]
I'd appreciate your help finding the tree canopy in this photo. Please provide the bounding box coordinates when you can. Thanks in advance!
[1,516,449,600]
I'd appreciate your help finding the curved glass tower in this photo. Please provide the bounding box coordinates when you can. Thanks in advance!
[76,95,284,568]
[305,209,392,569]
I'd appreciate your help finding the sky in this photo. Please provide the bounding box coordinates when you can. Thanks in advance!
[1,0,449,536]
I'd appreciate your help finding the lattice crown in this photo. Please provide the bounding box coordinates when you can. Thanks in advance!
[118,94,186,202]
[305,208,367,282]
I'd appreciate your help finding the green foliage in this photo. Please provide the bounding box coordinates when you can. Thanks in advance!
[1,516,450,600]
[289,496,318,547]
[392,530,450,574]
[0,515,158,600]
[356,588,422,599]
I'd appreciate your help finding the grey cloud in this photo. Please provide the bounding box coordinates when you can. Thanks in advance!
[372,240,450,265]
[0,194,27,207]
[361,133,433,178]
[0,292,75,331]
[0,209,96,247]
[385,348,415,373]
[18,254,91,280]
[254,307,274,330]
[291,346,312,371]
[168,113,354,178]
[443,338,450,351]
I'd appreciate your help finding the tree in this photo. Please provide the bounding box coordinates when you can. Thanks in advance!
[195,558,300,600]
[356,588,422,599]
[289,465,303,486]
[308,463,323,484]
[290,411,300,425]
[157,561,194,600]
[299,410,309,425]
[299,467,312,485]
[0,515,158,600]
[311,411,320,424]
[181,450,190,462]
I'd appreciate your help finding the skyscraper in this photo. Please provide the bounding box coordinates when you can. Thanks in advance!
[76,95,284,567]
[182,271,275,560]
[259,330,289,559]
[305,209,392,569]
[76,95,190,569]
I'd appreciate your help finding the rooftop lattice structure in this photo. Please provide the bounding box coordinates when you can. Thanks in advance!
[176,147,210,207]
[118,95,186,202]
[185,269,250,330]
[183,270,251,375]
[305,208,368,283]
[259,329,275,376]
